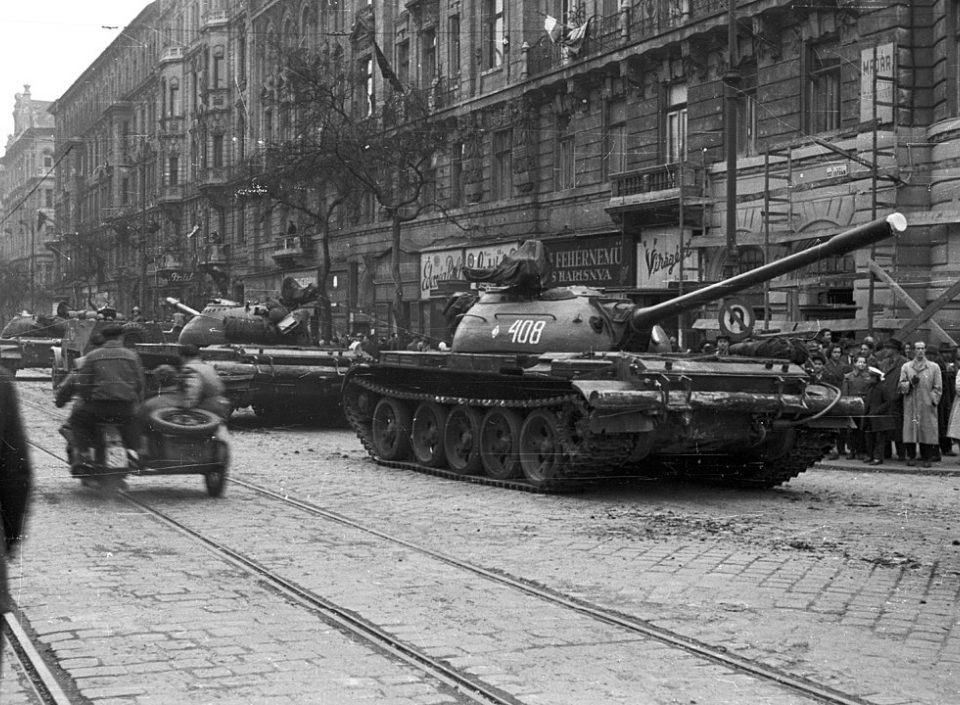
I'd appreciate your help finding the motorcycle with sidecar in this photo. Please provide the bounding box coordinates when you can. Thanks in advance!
[61,406,229,496]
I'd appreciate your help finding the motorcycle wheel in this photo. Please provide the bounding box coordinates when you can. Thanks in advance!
[204,441,229,498]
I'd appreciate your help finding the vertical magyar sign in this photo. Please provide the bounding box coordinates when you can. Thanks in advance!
[861,43,895,124]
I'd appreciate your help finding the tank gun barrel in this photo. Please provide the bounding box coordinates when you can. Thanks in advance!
[631,213,907,332]
[164,297,201,317]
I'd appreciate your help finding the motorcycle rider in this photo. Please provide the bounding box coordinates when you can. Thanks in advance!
[55,323,145,463]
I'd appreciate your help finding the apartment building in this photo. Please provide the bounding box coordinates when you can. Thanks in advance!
[43,0,960,341]
[0,86,56,316]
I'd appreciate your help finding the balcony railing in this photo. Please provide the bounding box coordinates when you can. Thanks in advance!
[159,116,185,137]
[160,46,184,63]
[198,166,231,187]
[202,9,229,28]
[528,0,728,77]
[200,243,228,267]
[610,163,704,200]
[272,235,307,261]
[158,184,184,203]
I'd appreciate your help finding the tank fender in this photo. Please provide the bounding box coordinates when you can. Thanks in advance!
[571,380,662,434]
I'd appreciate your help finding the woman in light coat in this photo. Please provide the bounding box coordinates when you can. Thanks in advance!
[898,341,942,467]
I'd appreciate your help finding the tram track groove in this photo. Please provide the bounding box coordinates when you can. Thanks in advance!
[20,389,877,705]
[2,609,74,705]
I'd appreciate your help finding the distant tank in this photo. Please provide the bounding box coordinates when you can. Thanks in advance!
[164,277,352,421]
[0,309,69,373]
[342,213,908,490]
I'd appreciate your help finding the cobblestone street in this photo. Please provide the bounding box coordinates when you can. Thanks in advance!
[2,380,958,704]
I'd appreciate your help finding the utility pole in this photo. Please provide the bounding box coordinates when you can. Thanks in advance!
[29,218,36,313]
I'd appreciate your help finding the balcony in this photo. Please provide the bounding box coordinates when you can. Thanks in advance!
[159,116,185,137]
[200,243,228,268]
[160,46,184,63]
[607,163,705,215]
[272,235,309,263]
[199,166,231,188]
[157,252,184,276]
[527,0,727,77]
[158,184,184,204]
[101,205,133,221]
[202,9,229,29]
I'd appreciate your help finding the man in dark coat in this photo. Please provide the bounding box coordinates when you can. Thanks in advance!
[0,366,32,674]
[863,366,896,465]
[878,338,908,460]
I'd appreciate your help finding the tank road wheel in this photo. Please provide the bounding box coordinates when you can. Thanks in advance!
[372,398,412,461]
[480,408,522,480]
[411,402,449,467]
[443,405,482,475]
[519,409,565,486]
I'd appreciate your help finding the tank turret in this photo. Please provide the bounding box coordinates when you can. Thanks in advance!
[171,276,320,348]
[451,214,906,354]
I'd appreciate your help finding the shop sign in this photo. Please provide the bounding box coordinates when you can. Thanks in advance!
[860,43,894,124]
[635,228,699,288]
[544,234,630,288]
[464,242,519,270]
[160,271,193,284]
[420,248,464,299]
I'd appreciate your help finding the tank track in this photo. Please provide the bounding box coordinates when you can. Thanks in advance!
[676,430,834,489]
[343,376,633,493]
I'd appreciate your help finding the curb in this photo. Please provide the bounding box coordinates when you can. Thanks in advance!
[813,460,960,478]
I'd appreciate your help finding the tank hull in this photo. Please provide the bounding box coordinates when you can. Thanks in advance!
[343,349,855,491]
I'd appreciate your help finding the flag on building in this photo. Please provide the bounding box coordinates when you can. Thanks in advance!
[374,40,405,93]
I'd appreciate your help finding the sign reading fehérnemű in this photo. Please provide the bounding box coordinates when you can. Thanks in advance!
[543,234,631,288]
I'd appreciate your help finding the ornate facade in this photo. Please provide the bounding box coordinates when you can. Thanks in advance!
[37,0,960,341]
[0,86,56,316]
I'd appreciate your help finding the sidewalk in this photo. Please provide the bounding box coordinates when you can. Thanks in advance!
[814,452,960,476]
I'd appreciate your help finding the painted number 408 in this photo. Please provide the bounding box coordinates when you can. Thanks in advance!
[508,319,546,344]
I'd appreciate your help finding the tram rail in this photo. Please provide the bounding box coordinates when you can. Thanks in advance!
[18,391,879,705]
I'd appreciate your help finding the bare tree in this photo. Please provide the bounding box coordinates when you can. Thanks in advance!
[251,41,454,338]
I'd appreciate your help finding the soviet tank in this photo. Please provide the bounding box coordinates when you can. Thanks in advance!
[342,213,908,490]
[162,277,352,421]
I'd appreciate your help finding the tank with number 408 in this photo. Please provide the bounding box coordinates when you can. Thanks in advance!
[342,213,907,491]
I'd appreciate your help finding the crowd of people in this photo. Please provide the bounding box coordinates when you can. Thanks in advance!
[805,329,960,468]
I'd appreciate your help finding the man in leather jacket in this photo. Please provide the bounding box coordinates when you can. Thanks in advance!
[55,323,145,459]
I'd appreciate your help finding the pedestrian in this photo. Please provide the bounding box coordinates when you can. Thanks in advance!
[938,344,958,456]
[0,365,32,676]
[863,366,895,465]
[898,341,943,467]
[715,334,731,357]
[841,354,872,460]
[878,338,908,460]
[809,354,826,382]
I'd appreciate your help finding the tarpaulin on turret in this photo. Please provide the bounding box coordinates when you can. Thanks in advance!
[462,240,546,291]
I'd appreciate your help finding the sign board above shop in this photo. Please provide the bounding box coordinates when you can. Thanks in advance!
[635,227,700,289]
[542,233,631,289]
[419,242,519,299]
